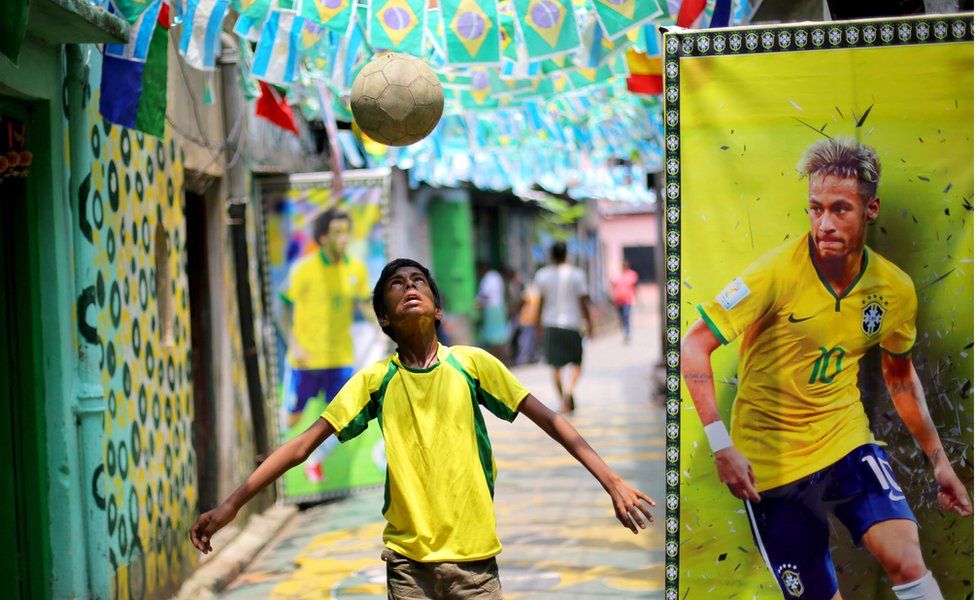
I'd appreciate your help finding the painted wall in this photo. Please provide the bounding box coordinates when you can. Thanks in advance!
[81,54,199,600]
[598,211,659,303]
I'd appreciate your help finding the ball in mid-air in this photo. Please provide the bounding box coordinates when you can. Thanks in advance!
[351,52,444,147]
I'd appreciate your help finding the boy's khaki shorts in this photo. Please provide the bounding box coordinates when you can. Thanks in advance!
[382,548,503,599]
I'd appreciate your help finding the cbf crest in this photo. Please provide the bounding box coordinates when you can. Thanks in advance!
[776,563,804,598]
[861,293,886,337]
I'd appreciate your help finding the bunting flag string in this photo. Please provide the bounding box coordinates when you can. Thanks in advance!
[179,0,231,70]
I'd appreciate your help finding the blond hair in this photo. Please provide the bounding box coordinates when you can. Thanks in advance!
[797,138,881,200]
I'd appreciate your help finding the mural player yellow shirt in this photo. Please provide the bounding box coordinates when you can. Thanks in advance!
[279,252,370,369]
[698,235,917,492]
[321,344,529,562]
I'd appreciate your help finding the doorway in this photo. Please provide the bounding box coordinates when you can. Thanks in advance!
[0,98,47,597]
[185,191,218,512]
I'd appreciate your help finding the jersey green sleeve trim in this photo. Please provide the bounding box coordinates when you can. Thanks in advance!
[446,354,496,498]
[696,305,730,346]
[880,341,916,359]
[278,291,294,305]
[336,362,398,443]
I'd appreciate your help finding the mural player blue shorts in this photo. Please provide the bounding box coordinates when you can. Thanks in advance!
[745,444,916,600]
[284,366,354,415]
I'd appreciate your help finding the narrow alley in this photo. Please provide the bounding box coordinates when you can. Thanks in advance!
[218,306,664,599]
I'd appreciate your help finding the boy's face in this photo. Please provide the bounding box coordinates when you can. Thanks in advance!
[378,266,442,331]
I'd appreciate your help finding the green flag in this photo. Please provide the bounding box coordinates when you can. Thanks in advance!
[587,0,665,40]
[512,0,580,60]
[366,0,427,57]
[441,0,501,66]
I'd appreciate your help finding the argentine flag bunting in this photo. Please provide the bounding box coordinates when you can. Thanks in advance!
[512,0,580,60]
[179,0,230,70]
[440,0,502,66]
[252,7,306,85]
[106,0,164,61]
[366,0,427,57]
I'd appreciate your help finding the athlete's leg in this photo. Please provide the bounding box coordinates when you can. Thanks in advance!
[829,445,930,597]
[745,477,839,600]
[861,520,929,585]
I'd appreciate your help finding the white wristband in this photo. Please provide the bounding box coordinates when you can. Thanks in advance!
[704,421,733,453]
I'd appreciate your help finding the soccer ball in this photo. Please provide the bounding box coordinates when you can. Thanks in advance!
[351,52,444,147]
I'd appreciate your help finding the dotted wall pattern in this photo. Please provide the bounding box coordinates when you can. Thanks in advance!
[82,83,197,599]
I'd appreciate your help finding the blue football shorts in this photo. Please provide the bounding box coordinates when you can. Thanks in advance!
[283,366,354,415]
[745,444,917,600]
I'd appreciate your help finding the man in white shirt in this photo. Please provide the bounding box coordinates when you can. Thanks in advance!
[534,242,594,413]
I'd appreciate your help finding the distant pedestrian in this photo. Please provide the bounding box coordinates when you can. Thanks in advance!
[476,261,509,360]
[191,258,655,599]
[611,260,639,343]
[534,242,593,413]
[513,280,541,365]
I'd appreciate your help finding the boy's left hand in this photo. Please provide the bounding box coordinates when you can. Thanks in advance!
[608,478,656,533]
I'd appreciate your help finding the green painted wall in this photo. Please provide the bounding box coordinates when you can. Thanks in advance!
[428,196,476,317]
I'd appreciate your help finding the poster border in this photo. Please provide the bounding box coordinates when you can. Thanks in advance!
[661,13,974,599]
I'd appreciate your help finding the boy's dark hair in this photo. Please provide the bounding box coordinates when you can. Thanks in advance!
[551,241,568,263]
[311,207,351,243]
[372,258,443,340]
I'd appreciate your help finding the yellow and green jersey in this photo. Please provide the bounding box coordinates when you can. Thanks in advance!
[698,235,917,492]
[321,344,529,562]
[279,251,371,369]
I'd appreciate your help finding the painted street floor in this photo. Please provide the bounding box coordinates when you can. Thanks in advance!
[219,306,665,599]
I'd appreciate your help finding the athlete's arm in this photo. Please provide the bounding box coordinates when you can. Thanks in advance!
[681,320,760,502]
[882,353,973,516]
[189,417,336,553]
[519,394,656,533]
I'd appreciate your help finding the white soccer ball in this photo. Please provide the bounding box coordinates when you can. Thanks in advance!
[350,52,445,147]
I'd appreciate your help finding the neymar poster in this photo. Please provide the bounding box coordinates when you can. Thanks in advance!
[259,169,391,503]
[664,15,974,599]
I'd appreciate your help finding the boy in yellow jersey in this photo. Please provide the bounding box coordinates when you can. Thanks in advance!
[276,207,373,482]
[682,139,972,600]
[192,258,655,598]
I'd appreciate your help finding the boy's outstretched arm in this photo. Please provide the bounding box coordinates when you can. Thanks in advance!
[519,394,656,533]
[189,417,336,553]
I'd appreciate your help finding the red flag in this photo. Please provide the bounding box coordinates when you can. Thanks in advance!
[676,0,707,27]
[625,49,663,96]
[256,81,299,135]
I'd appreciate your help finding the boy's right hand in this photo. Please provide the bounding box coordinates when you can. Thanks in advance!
[190,502,238,554]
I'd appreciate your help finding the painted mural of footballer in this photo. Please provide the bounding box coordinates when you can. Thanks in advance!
[681,138,972,600]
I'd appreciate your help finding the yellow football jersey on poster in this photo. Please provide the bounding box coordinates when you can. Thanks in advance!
[321,344,529,562]
[280,252,371,369]
[698,235,917,492]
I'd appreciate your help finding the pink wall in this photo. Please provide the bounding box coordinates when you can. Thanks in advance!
[598,212,659,302]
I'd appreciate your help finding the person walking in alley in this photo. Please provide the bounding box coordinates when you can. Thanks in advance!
[534,241,594,413]
[611,260,639,343]
[275,207,374,483]
[191,258,655,599]
[476,261,509,361]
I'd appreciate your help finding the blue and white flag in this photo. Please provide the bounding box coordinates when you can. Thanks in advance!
[179,0,230,70]
[106,0,163,60]
[252,8,305,85]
